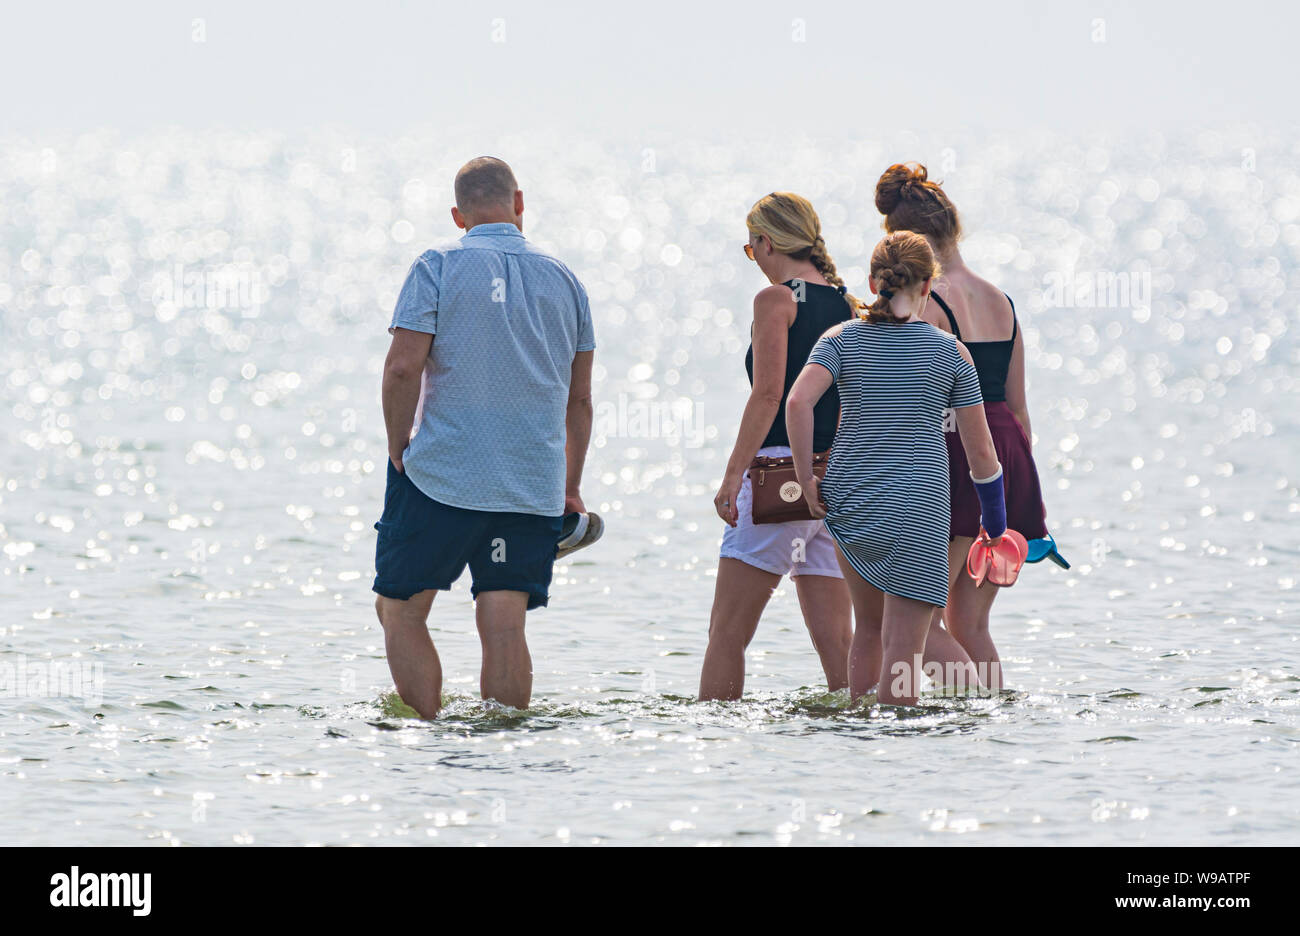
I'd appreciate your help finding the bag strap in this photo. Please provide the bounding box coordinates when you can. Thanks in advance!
[748,450,830,470]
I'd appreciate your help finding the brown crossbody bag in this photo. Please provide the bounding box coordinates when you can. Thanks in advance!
[746,451,830,524]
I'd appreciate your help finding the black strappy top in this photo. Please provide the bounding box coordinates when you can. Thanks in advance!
[745,280,851,451]
[932,292,1018,404]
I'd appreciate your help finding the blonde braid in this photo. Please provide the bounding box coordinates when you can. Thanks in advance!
[809,235,864,315]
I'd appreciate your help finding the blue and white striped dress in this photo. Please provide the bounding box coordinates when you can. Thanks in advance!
[807,319,984,607]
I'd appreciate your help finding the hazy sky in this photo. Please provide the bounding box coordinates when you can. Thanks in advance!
[3,0,1292,135]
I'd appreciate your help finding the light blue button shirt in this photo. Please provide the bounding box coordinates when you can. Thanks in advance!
[389,223,595,516]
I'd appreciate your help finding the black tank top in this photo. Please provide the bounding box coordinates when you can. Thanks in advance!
[744,280,851,451]
[932,292,1018,404]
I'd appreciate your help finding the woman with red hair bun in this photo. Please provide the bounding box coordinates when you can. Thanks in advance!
[875,163,1049,692]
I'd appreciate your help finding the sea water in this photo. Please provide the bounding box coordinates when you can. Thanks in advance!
[1,127,1296,844]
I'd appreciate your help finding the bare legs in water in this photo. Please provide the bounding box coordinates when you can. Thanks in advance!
[699,558,853,701]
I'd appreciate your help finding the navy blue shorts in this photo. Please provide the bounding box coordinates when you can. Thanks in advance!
[373,461,562,610]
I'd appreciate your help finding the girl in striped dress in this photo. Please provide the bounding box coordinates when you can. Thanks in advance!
[785,232,1009,705]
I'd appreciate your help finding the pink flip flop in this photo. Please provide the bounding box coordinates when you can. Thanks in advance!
[966,528,1028,587]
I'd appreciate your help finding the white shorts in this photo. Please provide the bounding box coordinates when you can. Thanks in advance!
[719,446,843,578]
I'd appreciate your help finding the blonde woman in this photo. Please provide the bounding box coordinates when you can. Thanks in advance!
[698,193,854,701]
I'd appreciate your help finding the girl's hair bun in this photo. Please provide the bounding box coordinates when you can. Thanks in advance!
[864,231,941,324]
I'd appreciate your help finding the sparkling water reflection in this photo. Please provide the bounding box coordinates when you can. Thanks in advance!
[1,128,1297,844]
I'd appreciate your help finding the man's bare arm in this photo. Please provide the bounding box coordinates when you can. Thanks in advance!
[564,350,594,514]
[382,328,433,473]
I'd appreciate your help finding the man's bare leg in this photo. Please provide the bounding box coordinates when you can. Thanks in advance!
[375,590,442,719]
[476,590,532,709]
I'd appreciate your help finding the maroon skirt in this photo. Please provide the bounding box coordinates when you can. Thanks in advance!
[946,401,1048,541]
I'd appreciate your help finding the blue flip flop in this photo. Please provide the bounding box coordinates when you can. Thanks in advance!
[1024,531,1070,569]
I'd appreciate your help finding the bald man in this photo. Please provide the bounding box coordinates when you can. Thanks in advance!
[373,157,595,718]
